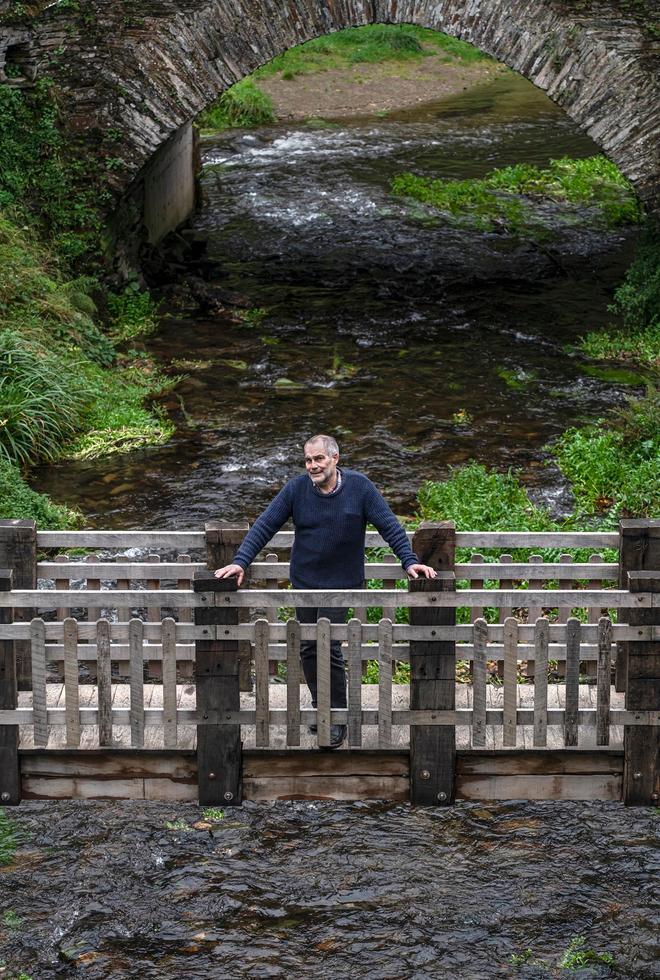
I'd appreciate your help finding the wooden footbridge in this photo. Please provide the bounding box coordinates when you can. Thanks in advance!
[0,519,658,806]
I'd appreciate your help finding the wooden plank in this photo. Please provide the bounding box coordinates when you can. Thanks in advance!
[533,618,549,748]
[254,619,270,748]
[472,617,487,748]
[263,531,619,548]
[177,555,193,679]
[194,570,242,806]
[347,618,362,748]
[456,773,622,801]
[316,618,331,748]
[97,619,113,747]
[564,618,580,747]
[36,531,205,548]
[129,619,144,749]
[243,750,407,776]
[597,617,612,746]
[63,618,80,748]
[40,560,204,579]
[3,587,648,608]
[243,774,409,801]
[409,523,456,805]
[457,750,623,776]
[220,561,619,580]
[286,619,301,747]
[503,617,518,747]
[30,618,48,747]
[624,568,660,804]
[378,618,392,748]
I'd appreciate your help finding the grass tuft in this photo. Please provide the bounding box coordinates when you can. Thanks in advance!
[392,155,641,232]
[198,78,276,130]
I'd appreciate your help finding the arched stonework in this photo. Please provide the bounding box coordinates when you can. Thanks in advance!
[2,0,658,218]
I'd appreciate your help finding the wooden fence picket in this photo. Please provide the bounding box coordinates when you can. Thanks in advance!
[97,619,112,747]
[472,617,488,748]
[597,616,612,746]
[30,618,48,747]
[347,617,362,747]
[254,618,269,747]
[129,618,144,748]
[63,617,80,748]
[378,618,392,747]
[503,617,518,747]
[316,618,331,747]
[533,617,549,747]
[565,617,580,747]
[162,617,178,749]
[286,619,301,746]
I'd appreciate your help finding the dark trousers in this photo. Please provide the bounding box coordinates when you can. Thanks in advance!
[297,606,348,709]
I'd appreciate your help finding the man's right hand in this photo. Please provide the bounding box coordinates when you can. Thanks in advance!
[213,563,245,587]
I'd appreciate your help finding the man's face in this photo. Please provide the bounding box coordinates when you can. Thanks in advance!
[304,441,339,490]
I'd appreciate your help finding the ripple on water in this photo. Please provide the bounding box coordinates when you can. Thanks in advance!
[1,800,658,978]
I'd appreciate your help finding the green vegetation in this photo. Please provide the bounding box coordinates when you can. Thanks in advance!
[202,807,225,821]
[578,231,660,366]
[255,24,487,81]
[0,81,104,267]
[418,462,557,535]
[559,936,614,970]
[0,82,179,525]
[2,910,23,931]
[198,25,488,131]
[554,386,659,518]
[197,78,276,130]
[392,156,641,232]
[0,459,78,527]
[0,810,18,866]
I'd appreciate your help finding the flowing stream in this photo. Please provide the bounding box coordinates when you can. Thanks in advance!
[1,800,658,977]
[32,73,643,527]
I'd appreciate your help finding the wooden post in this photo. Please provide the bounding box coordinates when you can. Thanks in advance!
[205,521,251,692]
[0,569,20,805]
[194,570,242,806]
[409,521,456,806]
[0,520,37,689]
[623,570,659,806]
[617,519,660,692]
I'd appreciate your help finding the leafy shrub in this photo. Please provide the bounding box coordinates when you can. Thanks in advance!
[417,462,557,532]
[107,282,158,341]
[554,387,659,517]
[0,459,78,527]
[579,230,660,365]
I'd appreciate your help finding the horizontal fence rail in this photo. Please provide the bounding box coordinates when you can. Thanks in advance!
[0,589,654,608]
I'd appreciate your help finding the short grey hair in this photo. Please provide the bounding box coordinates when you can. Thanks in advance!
[304,434,339,456]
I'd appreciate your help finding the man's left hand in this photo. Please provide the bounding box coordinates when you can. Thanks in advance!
[406,563,437,579]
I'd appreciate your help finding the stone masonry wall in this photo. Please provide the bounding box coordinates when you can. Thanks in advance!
[1,0,658,258]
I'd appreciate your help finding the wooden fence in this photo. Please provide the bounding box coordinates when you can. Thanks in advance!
[0,518,658,806]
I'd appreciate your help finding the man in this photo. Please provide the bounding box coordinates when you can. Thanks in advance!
[214,435,436,748]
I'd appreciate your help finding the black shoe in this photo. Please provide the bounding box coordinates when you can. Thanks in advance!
[328,724,347,750]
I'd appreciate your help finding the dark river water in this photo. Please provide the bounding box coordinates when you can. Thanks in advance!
[32,73,642,528]
[1,800,658,978]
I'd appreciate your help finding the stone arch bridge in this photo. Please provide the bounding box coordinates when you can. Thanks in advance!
[1,0,658,261]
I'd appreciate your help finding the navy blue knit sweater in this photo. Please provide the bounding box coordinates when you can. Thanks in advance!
[233,469,418,588]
